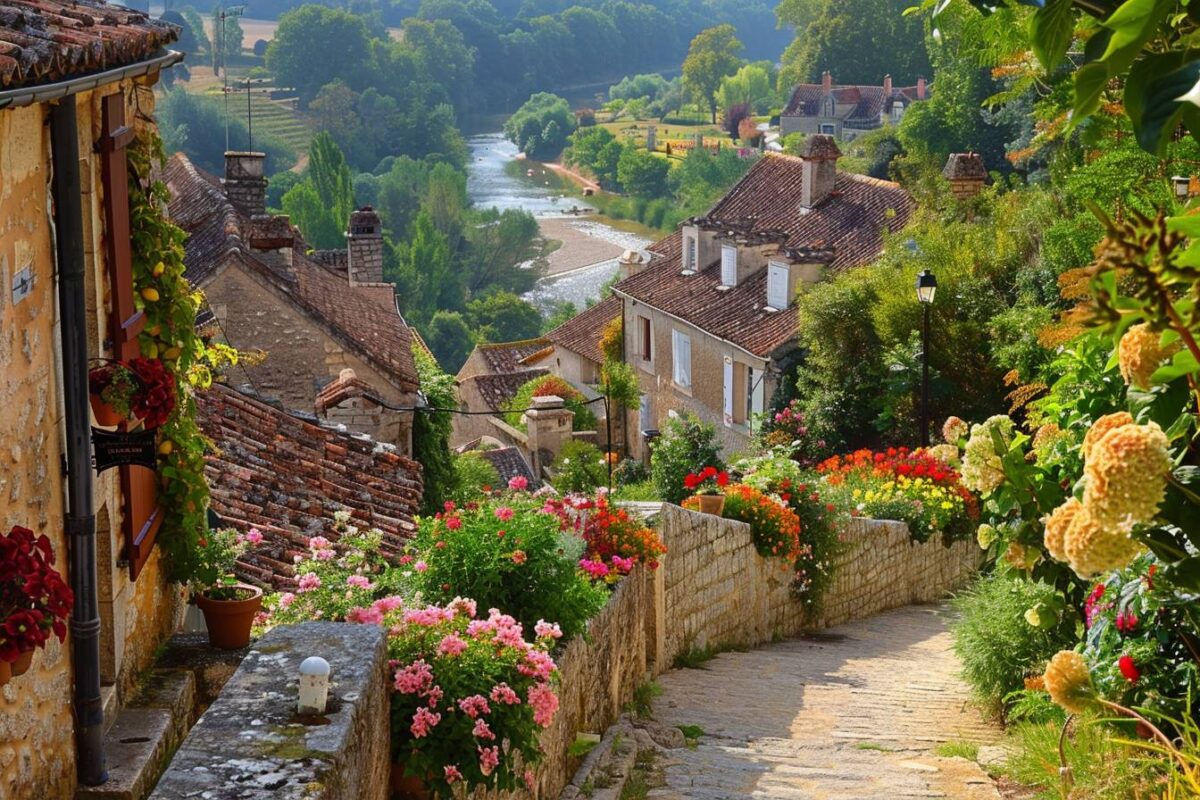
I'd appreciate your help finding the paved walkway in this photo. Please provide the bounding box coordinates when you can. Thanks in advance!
[647,604,1001,799]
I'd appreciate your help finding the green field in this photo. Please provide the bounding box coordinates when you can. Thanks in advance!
[178,66,314,159]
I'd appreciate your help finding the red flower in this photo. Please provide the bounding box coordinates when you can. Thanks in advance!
[1118,655,1140,683]
[716,471,729,487]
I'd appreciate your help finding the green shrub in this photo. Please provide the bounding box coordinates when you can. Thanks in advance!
[450,452,500,503]
[505,375,598,432]
[650,412,723,505]
[950,570,1077,716]
[551,440,609,494]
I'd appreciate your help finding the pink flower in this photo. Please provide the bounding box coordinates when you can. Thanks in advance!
[398,554,414,565]
[534,620,562,640]
[508,476,529,491]
[313,548,335,561]
[444,500,456,513]
[425,684,443,708]
[410,707,441,738]
[444,765,463,784]
[528,682,559,727]
[372,595,404,614]
[245,528,264,545]
[449,597,477,618]
[490,682,521,705]
[297,572,321,593]
[346,606,384,625]
[579,559,610,579]
[494,506,514,522]
[521,650,556,681]
[459,694,491,718]
[414,561,428,573]
[346,575,373,589]
[473,718,496,740]
[308,535,331,550]
[611,555,635,573]
[511,550,527,565]
[493,626,524,648]
[478,745,500,776]
[278,592,295,609]
[445,516,463,531]
[437,634,469,657]
[524,770,536,790]
[394,660,434,694]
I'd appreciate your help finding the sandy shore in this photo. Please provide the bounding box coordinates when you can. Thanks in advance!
[539,217,626,275]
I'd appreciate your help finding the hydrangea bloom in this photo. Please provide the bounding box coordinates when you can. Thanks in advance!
[1118,323,1177,390]
[1081,412,1133,462]
[925,443,961,468]
[961,415,1014,494]
[1043,651,1095,713]
[942,416,969,444]
[1062,507,1142,578]
[1042,497,1082,564]
[1083,420,1170,528]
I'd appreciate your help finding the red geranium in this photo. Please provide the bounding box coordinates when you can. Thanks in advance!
[128,357,176,428]
[1118,654,1141,683]
[683,466,729,495]
[0,526,73,662]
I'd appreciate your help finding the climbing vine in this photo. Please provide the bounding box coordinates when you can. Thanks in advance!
[127,132,236,582]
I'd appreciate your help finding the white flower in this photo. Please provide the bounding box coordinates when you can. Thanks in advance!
[1178,76,1200,108]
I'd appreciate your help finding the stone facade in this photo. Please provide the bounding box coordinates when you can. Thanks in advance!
[150,623,390,800]
[0,80,183,800]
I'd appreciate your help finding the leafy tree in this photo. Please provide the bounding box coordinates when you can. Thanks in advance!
[178,6,211,54]
[266,170,302,211]
[504,93,576,160]
[157,88,296,176]
[565,126,623,187]
[616,148,669,198]
[723,102,750,140]
[412,343,458,514]
[718,63,776,115]
[266,6,372,104]
[650,412,724,504]
[667,146,752,212]
[610,73,670,102]
[424,311,476,373]
[462,208,543,295]
[466,291,543,342]
[211,7,243,69]
[281,182,344,249]
[390,211,463,322]
[682,24,744,124]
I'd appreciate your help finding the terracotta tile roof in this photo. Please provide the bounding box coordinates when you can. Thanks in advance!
[163,153,418,393]
[545,295,621,365]
[468,369,548,412]
[783,80,926,122]
[315,368,389,414]
[615,154,913,357]
[479,447,538,489]
[478,339,553,373]
[944,153,987,180]
[197,384,423,589]
[0,0,178,90]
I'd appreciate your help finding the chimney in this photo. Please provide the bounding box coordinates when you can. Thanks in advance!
[943,152,987,200]
[619,249,646,280]
[247,214,296,273]
[821,70,832,93]
[799,134,841,210]
[223,151,267,217]
[917,76,927,100]
[883,74,892,95]
[347,206,384,285]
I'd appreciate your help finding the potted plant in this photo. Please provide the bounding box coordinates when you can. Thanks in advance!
[87,357,176,429]
[88,361,138,426]
[192,528,263,650]
[0,526,73,685]
[684,466,729,515]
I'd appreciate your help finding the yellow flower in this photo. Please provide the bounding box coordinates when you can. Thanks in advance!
[1062,505,1142,578]
[1118,323,1178,390]
[1043,651,1095,714]
[1042,497,1081,564]
[1081,412,1133,462]
[1083,421,1171,528]
[962,415,1013,494]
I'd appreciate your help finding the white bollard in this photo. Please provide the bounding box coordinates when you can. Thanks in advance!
[298,656,331,715]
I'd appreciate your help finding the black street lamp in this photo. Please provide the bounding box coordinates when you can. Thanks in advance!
[916,269,937,447]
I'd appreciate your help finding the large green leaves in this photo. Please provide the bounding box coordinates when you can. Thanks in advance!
[1125,52,1200,154]
[1031,0,1077,71]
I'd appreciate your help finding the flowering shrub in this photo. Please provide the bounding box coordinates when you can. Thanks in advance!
[651,412,723,505]
[682,465,728,496]
[505,374,598,432]
[192,527,263,600]
[545,494,666,583]
[686,484,802,563]
[816,447,977,543]
[551,439,608,494]
[755,400,828,467]
[0,526,73,663]
[411,498,608,640]
[389,600,560,795]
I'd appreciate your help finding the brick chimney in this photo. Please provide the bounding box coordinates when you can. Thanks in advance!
[223,151,267,217]
[943,152,987,200]
[883,74,892,95]
[347,206,384,285]
[917,76,927,100]
[821,70,832,93]
[800,134,841,210]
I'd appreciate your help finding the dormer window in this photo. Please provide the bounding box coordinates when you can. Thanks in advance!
[720,245,738,287]
[892,101,905,122]
[766,261,789,310]
[823,96,836,116]
[683,234,698,272]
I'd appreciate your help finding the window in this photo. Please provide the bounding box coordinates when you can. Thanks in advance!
[823,97,836,116]
[639,393,652,433]
[767,262,789,310]
[684,235,697,270]
[638,315,652,361]
[819,123,836,135]
[672,329,691,390]
[720,245,737,287]
[724,360,751,426]
[892,102,905,122]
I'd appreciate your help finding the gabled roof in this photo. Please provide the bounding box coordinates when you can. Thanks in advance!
[468,369,548,412]
[315,368,389,414]
[614,153,913,358]
[0,0,178,91]
[163,153,418,393]
[545,295,621,365]
[479,447,539,489]
[197,384,423,588]
[783,80,926,122]
[477,338,553,373]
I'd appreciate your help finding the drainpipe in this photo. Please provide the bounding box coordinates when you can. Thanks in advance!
[50,95,107,786]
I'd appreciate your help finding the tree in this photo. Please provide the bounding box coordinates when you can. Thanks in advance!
[466,292,543,342]
[391,211,463,322]
[682,24,744,124]
[565,126,622,187]
[610,73,670,102]
[211,8,243,70]
[504,93,577,160]
[462,208,543,295]
[266,6,372,104]
[281,182,344,249]
[424,311,475,373]
[157,88,296,176]
[308,132,356,234]
[617,148,670,198]
[718,63,776,115]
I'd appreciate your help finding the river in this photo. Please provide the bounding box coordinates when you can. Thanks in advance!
[467,133,653,313]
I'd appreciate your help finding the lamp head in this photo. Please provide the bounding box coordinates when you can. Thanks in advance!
[916,269,937,305]
[1172,175,1190,200]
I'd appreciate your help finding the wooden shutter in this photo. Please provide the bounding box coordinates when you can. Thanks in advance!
[722,357,733,425]
[639,316,651,361]
[101,92,162,581]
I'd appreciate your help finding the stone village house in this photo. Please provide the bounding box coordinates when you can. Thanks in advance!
[780,72,928,140]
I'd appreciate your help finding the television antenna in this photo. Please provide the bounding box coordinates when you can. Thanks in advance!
[217,4,247,152]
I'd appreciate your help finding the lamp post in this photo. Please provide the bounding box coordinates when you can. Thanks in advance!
[916,269,937,447]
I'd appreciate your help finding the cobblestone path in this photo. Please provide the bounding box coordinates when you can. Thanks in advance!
[647,604,1001,799]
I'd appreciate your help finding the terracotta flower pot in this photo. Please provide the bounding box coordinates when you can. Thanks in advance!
[390,763,430,799]
[0,660,10,688]
[89,394,124,427]
[10,650,33,677]
[695,494,725,515]
[195,584,263,650]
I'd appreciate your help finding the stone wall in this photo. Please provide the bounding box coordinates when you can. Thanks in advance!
[149,623,390,800]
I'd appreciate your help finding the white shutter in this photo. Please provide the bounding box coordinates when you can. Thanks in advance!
[721,245,738,286]
[750,366,765,422]
[722,357,734,425]
[681,334,692,388]
[673,330,691,389]
[767,262,789,309]
[672,330,682,386]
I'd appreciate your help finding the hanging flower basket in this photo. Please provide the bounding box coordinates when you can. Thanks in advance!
[0,526,73,679]
[87,357,176,429]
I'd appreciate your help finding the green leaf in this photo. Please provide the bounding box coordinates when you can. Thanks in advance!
[1163,554,1200,592]
[1150,348,1200,382]
[1073,62,1112,123]
[1126,56,1200,154]
[1100,0,1173,77]
[1139,526,1191,561]
[1031,0,1077,71]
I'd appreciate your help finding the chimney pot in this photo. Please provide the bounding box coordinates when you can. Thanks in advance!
[821,70,832,93]
[883,74,892,95]
[917,76,927,100]
[943,153,987,200]
[222,151,267,217]
[347,206,384,285]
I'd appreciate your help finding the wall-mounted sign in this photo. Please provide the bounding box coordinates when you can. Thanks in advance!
[91,427,157,474]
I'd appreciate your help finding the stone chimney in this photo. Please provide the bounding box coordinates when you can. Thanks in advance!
[943,153,987,200]
[619,249,646,280]
[917,76,927,100]
[246,214,296,273]
[525,395,574,477]
[223,151,267,217]
[800,134,841,210]
[821,70,832,94]
[347,206,384,285]
[883,74,892,95]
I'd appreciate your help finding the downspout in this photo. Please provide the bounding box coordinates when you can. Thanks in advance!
[49,95,107,786]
